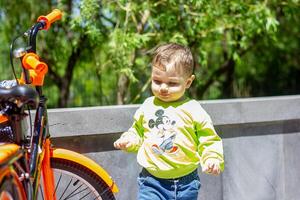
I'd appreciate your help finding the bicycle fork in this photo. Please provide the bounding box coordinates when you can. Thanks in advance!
[30,138,56,200]
[30,96,56,200]
[41,138,56,200]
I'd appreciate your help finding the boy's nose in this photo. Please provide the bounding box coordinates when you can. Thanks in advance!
[160,83,168,93]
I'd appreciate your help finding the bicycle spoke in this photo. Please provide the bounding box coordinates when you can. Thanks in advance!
[54,172,62,197]
[38,164,115,200]
[39,184,44,200]
[59,177,73,200]
[93,187,111,200]
[63,183,84,199]
[93,195,102,200]
[64,187,88,199]
[78,191,92,200]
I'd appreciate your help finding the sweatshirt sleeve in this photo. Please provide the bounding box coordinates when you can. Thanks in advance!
[120,105,146,153]
[192,102,224,171]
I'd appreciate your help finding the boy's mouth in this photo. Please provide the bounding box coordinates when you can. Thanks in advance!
[159,93,169,97]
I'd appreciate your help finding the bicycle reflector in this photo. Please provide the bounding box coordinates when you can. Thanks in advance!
[37,9,62,30]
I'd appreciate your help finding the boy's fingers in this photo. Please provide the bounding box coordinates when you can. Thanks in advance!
[114,143,121,149]
[122,141,131,150]
[119,141,128,149]
[203,166,211,174]
[114,139,129,149]
[207,163,211,169]
[203,160,221,175]
[113,141,119,148]
[211,167,220,175]
[211,164,221,175]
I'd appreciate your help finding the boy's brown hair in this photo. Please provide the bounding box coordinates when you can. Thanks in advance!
[151,43,194,77]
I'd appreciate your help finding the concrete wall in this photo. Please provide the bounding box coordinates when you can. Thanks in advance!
[47,95,300,200]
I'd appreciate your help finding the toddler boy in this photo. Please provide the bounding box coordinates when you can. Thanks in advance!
[114,43,224,199]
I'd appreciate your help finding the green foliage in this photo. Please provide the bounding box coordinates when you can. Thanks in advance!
[0,0,299,107]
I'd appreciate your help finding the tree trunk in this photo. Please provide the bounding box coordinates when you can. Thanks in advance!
[222,58,235,98]
[117,73,129,105]
[57,35,87,107]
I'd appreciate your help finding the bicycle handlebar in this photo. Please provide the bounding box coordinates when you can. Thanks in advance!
[17,9,62,87]
[37,9,62,30]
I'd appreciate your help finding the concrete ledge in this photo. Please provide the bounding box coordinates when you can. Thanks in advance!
[51,119,300,153]
[48,95,300,138]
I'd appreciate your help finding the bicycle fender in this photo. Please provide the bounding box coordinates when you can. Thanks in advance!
[52,148,119,193]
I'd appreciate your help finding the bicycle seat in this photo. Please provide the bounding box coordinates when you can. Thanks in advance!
[0,85,39,107]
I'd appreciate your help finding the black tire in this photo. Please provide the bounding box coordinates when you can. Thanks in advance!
[38,158,116,200]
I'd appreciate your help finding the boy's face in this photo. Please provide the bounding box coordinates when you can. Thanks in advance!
[151,65,195,102]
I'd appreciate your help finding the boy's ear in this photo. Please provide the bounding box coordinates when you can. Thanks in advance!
[185,75,195,88]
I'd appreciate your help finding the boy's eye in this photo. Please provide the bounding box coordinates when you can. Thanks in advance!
[168,82,178,86]
[153,80,162,85]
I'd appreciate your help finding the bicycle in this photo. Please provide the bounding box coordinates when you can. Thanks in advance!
[0,9,118,200]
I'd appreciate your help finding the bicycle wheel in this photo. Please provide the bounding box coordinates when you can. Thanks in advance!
[0,169,26,200]
[38,158,115,200]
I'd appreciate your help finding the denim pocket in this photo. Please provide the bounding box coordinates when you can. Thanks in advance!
[191,178,201,190]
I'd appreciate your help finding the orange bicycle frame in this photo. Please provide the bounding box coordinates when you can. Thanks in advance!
[41,139,56,200]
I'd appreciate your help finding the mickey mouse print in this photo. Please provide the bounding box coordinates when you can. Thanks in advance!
[148,109,179,155]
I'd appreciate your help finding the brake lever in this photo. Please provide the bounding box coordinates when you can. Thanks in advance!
[13,46,32,59]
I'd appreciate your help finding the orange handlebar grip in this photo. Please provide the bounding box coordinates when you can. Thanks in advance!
[21,69,48,86]
[37,9,62,30]
[22,53,48,74]
[21,53,48,86]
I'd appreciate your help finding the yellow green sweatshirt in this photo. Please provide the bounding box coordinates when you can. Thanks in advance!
[121,96,224,179]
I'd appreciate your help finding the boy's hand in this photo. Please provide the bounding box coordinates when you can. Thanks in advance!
[202,159,221,176]
[113,134,137,150]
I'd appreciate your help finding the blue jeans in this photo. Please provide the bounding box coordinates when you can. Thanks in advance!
[137,168,201,200]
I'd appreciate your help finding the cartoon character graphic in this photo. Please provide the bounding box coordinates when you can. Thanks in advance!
[148,109,178,155]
